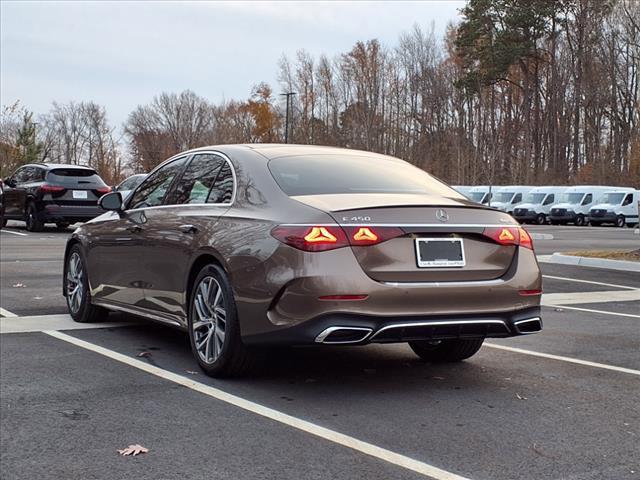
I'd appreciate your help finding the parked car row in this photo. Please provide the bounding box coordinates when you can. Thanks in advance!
[0,164,147,231]
[453,185,640,227]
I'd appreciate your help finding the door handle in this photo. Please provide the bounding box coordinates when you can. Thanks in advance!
[179,224,198,234]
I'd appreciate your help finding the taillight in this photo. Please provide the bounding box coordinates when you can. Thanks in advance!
[482,227,534,250]
[271,225,405,252]
[96,186,112,195]
[271,225,349,252]
[343,226,404,246]
[40,184,65,194]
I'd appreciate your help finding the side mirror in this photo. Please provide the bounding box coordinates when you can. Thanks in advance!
[98,191,123,211]
[5,178,15,188]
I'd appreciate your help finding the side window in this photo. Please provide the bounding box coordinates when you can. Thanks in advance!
[512,193,522,203]
[33,168,45,182]
[128,157,187,210]
[581,194,592,206]
[208,161,234,204]
[622,194,633,206]
[543,194,554,205]
[21,167,37,183]
[11,168,27,185]
[166,154,223,205]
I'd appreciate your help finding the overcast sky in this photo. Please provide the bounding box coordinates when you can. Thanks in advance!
[1,1,464,128]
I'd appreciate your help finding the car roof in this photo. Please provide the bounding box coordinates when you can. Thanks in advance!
[22,163,96,171]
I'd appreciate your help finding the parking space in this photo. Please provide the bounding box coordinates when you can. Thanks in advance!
[1,222,639,479]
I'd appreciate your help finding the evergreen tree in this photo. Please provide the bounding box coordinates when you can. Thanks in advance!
[15,111,42,165]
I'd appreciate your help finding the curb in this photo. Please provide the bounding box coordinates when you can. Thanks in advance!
[539,253,640,272]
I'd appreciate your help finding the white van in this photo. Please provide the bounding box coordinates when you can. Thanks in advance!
[490,186,534,214]
[466,186,493,205]
[588,188,640,228]
[452,186,473,198]
[513,186,567,224]
[549,186,611,226]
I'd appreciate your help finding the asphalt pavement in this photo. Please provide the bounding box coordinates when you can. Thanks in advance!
[1,220,639,480]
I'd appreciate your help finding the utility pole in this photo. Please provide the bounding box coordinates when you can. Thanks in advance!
[280,92,296,143]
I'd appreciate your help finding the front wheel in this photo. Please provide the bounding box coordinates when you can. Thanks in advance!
[188,264,258,377]
[536,213,547,225]
[65,245,109,323]
[409,338,484,363]
[575,214,586,226]
[616,215,626,228]
[25,203,44,232]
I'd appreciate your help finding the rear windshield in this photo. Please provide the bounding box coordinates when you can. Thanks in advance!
[268,155,458,197]
[49,168,97,177]
[47,168,105,185]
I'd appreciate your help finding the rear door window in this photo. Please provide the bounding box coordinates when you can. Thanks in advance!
[128,157,187,210]
[207,161,234,204]
[166,154,224,204]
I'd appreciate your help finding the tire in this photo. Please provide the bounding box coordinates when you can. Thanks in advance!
[536,213,546,225]
[188,263,259,377]
[575,214,586,226]
[616,215,626,228]
[25,203,44,232]
[56,222,70,230]
[409,338,484,363]
[65,245,109,323]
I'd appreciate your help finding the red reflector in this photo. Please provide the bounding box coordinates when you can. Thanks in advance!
[97,186,112,194]
[318,295,368,301]
[519,289,542,296]
[40,184,65,193]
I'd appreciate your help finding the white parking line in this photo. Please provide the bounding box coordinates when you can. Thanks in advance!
[485,343,640,376]
[542,275,638,291]
[0,307,18,318]
[44,330,470,480]
[546,304,640,319]
[0,229,27,236]
[542,290,640,305]
[1,314,135,333]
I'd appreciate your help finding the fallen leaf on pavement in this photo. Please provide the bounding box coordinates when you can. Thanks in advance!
[186,370,198,375]
[554,308,564,312]
[118,444,149,456]
[516,393,527,400]
[137,351,151,358]
[12,283,26,288]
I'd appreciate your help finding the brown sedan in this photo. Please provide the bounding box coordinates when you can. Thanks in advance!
[64,145,542,377]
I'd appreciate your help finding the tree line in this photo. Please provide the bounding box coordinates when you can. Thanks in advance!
[1,0,638,187]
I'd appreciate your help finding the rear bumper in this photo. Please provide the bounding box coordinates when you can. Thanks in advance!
[243,306,542,345]
[40,203,103,222]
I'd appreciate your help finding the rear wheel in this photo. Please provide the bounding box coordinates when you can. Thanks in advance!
[616,215,626,228]
[25,203,44,232]
[65,245,109,323]
[188,264,259,377]
[575,214,586,226]
[409,338,484,363]
[536,213,546,225]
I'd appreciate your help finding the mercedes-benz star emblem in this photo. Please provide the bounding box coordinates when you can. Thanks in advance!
[435,209,449,222]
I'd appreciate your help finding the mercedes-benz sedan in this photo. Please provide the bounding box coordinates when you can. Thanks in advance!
[64,144,542,377]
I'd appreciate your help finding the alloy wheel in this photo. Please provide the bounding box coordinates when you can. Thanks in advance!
[66,252,84,314]
[191,276,227,364]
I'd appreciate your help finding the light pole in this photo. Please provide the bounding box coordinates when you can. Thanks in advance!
[280,92,296,143]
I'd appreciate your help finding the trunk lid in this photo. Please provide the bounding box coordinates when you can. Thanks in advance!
[293,194,518,282]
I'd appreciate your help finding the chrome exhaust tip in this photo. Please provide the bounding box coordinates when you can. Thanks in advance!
[315,326,373,344]
[513,317,543,335]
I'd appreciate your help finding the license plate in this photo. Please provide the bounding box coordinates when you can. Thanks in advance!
[415,238,465,268]
[72,190,88,199]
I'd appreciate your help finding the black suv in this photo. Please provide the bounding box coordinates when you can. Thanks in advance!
[0,164,110,231]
